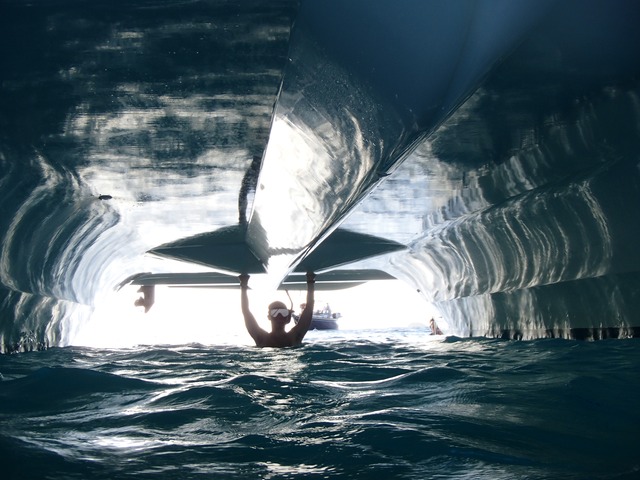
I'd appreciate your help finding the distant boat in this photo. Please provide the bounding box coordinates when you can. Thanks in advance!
[294,304,341,330]
[311,307,341,330]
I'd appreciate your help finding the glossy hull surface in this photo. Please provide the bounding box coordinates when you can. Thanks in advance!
[2,0,640,350]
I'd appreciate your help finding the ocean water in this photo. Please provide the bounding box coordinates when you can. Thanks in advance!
[1,329,639,480]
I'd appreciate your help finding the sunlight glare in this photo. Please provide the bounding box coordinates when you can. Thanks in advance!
[72,279,440,348]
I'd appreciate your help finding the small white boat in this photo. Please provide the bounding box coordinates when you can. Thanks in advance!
[310,306,341,330]
[295,304,341,330]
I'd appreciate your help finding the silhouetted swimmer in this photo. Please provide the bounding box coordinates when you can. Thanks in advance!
[239,272,316,347]
[429,317,443,335]
[134,285,155,313]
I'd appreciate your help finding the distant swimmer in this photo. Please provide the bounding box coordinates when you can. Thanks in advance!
[429,317,443,335]
[239,272,316,347]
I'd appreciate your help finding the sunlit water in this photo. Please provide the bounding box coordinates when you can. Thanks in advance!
[1,329,639,479]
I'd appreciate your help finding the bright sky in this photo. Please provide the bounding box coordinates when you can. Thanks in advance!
[71,279,441,348]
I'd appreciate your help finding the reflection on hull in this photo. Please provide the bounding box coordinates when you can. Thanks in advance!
[2,0,640,351]
[342,0,640,340]
[436,273,640,340]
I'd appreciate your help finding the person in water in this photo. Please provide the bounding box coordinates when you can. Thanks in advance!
[429,317,443,335]
[239,272,316,347]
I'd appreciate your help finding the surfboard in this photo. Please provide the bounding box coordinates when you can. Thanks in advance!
[128,269,396,291]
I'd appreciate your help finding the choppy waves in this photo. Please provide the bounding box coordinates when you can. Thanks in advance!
[1,331,639,479]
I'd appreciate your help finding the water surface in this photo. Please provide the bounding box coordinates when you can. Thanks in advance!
[1,329,638,479]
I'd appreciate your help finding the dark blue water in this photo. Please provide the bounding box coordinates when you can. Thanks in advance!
[1,330,639,479]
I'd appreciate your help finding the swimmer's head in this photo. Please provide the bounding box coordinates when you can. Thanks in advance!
[267,301,291,324]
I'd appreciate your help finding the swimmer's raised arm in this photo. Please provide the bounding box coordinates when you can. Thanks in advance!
[289,271,316,343]
[239,274,268,345]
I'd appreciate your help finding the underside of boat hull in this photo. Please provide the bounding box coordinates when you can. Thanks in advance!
[2,0,640,351]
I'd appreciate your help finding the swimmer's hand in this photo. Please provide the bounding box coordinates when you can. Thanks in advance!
[239,274,250,288]
[306,271,316,284]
